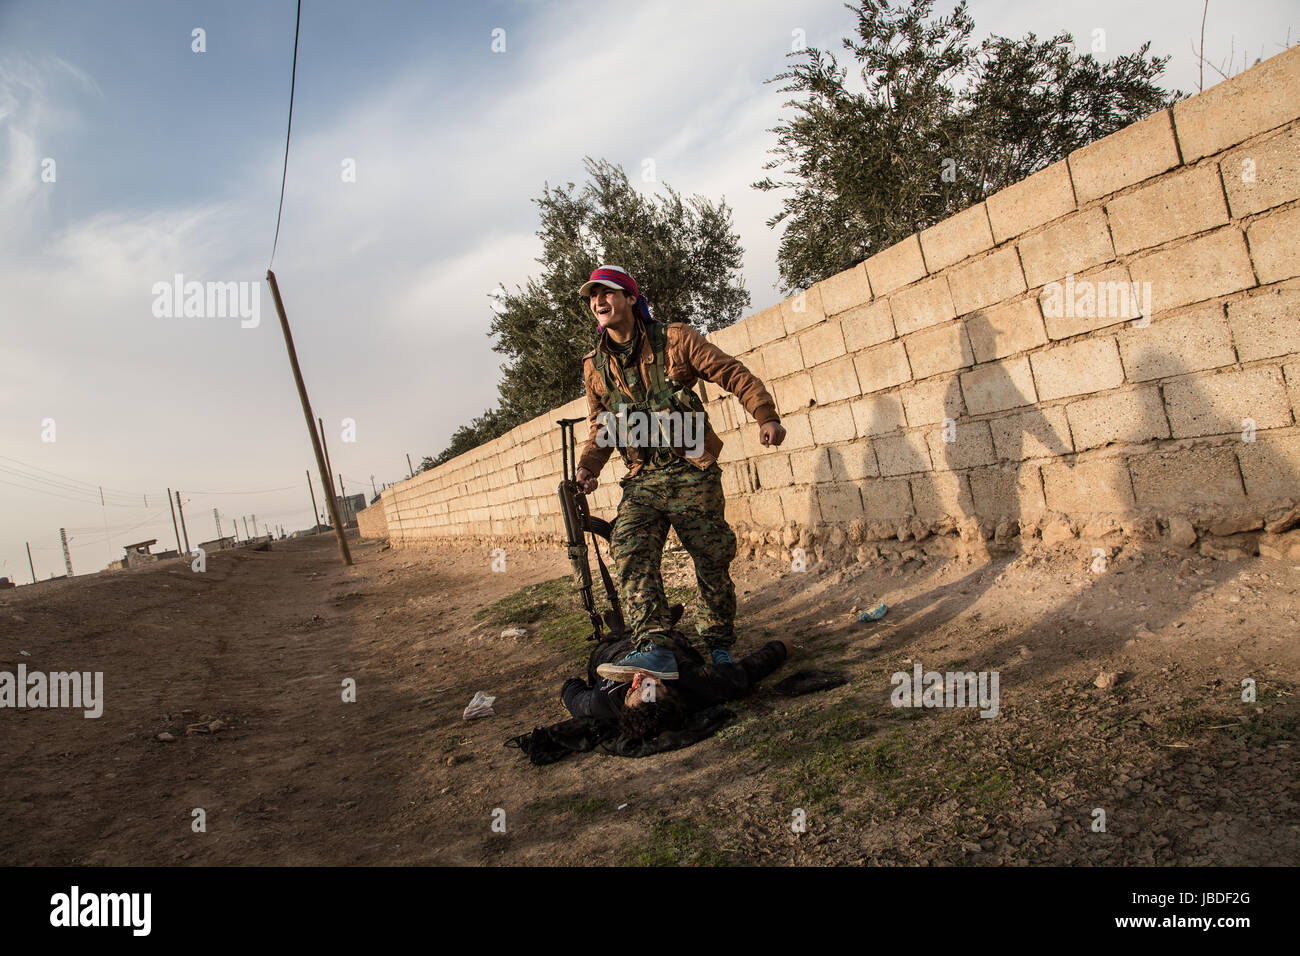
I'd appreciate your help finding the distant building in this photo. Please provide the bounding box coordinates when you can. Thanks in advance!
[121,539,159,569]
[196,536,236,553]
[335,493,366,525]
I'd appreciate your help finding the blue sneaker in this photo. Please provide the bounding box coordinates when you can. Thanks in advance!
[710,647,737,665]
[596,643,679,681]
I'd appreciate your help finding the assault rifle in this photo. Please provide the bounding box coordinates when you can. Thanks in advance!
[557,417,625,643]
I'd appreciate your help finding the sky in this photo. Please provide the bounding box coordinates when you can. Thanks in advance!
[1,0,1296,581]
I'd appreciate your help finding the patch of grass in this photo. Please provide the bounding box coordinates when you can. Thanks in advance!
[1223,708,1299,748]
[528,794,611,816]
[473,575,694,664]
[629,815,732,867]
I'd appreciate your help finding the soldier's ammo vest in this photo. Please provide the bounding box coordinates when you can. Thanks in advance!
[594,321,710,469]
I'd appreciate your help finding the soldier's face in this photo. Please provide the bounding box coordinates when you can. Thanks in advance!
[590,286,635,328]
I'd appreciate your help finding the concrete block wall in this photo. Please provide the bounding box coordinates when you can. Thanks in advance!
[378,46,1300,559]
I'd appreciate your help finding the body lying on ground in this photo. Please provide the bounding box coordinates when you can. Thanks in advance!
[561,632,792,742]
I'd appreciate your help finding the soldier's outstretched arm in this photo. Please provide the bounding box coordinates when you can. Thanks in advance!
[673,324,780,427]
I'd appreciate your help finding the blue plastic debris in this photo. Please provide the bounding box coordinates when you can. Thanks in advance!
[857,602,888,622]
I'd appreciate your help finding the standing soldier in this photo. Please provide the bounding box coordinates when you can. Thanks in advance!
[573,265,785,681]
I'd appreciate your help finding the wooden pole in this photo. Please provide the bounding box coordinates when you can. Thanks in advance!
[266,269,351,565]
[306,469,320,533]
[175,490,190,554]
[168,487,182,554]
[26,542,35,584]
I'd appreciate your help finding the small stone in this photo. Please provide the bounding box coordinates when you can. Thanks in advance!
[1041,518,1075,547]
[157,732,176,742]
[208,719,225,732]
[1264,505,1300,536]
[1094,670,1122,690]
[1168,516,1197,549]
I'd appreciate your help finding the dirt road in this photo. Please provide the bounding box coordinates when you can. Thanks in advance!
[1,533,1296,865]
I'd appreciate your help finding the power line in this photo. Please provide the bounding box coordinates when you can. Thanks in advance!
[269,0,302,268]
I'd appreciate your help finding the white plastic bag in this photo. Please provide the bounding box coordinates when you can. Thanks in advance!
[462,690,496,720]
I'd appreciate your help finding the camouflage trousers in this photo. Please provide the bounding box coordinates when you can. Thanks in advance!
[611,460,737,651]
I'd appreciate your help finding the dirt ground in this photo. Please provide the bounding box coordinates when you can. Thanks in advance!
[1,531,1296,866]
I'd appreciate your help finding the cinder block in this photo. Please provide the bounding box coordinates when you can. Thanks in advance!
[904,321,974,380]
[747,304,786,347]
[816,481,864,522]
[1065,387,1170,450]
[809,404,857,444]
[1128,228,1256,314]
[816,263,873,316]
[948,246,1028,316]
[707,318,751,357]
[900,376,965,426]
[857,477,913,525]
[920,202,995,272]
[748,489,786,528]
[760,337,805,379]
[1107,165,1230,255]
[1163,367,1293,438]
[911,471,974,522]
[840,298,896,352]
[778,486,820,525]
[1018,207,1115,287]
[798,319,847,366]
[866,234,927,296]
[1172,44,1300,162]
[1068,108,1182,203]
[890,274,957,336]
[1041,457,1136,513]
[735,349,767,384]
[1237,432,1300,503]
[927,420,996,471]
[851,392,907,436]
[1118,302,1236,381]
[1128,446,1245,508]
[810,355,861,405]
[960,356,1039,415]
[771,372,816,413]
[968,465,1046,521]
[779,413,814,450]
[725,493,752,528]
[781,284,826,335]
[755,453,794,489]
[853,340,912,394]
[1246,205,1300,284]
[1029,337,1125,402]
[986,159,1076,244]
[789,447,831,484]
[966,298,1049,363]
[1287,362,1300,419]
[1228,281,1300,362]
[873,431,934,476]
[1221,125,1300,217]
[828,442,880,480]
[1039,265,1142,340]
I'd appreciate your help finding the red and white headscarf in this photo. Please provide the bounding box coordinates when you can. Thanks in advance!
[579,265,655,323]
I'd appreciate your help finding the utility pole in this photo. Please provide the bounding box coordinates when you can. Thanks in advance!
[168,488,182,554]
[243,516,250,539]
[266,269,350,565]
[26,542,35,585]
[59,528,73,577]
[213,508,222,540]
[338,474,349,525]
[306,470,320,533]
[406,453,414,478]
[318,417,334,481]
[175,490,190,554]
[370,474,377,499]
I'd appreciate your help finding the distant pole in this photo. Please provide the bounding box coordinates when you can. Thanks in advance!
[339,474,349,524]
[243,516,250,538]
[370,474,377,499]
[98,485,109,549]
[318,417,334,480]
[59,528,73,576]
[213,508,223,539]
[168,488,182,553]
[267,268,350,565]
[406,454,414,478]
[175,491,190,554]
[306,470,320,533]
[26,542,35,584]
